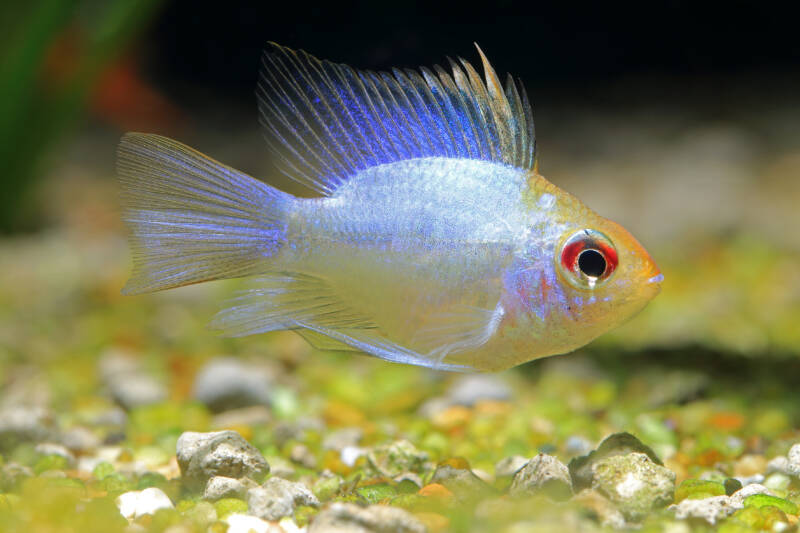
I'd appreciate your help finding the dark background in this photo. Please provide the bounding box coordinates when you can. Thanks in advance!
[146,1,798,108]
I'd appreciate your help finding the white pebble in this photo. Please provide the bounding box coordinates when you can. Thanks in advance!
[116,488,174,520]
[225,513,279,533]
[340,445,365,467]
[729,483,774,506]
[787,443,800,474]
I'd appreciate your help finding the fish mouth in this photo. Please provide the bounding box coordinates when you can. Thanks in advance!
[647,273,664,284]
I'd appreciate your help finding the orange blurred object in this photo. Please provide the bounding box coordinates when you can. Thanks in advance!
[41,26,181,132]
[709,412,745,431]
[90,54,182,132]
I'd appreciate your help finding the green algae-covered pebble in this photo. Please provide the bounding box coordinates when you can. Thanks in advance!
[176,499,197,513]
[743,493,799,515]
[675,478,726,502]
[732,504,788,530]
[313,474,342,501]
[33,454,68,474]
[294,505,317,527]
[100,472,134,495]
[732,506,767,529]
[213,497,248,519]
[148,507,182,530]
[136,471,168,490]
[185,501,218,525]
[92,461,114,479]
[356,482,397,504]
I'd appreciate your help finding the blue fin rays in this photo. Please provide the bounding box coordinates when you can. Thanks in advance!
[257,43,537,196]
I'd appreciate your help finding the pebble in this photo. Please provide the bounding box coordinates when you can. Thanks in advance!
[393,472,424,489]
[446,375,512,406]
[225,513,280,533]
[184,501,217,525]
[99,350,166,410]
[509,453,573,500]
[34,442,76,468]
[308,502,426,533]
[494,455,529,478]
[645,369,708,407]
[0,405,54,450]
[728,483,774,506]
[788,443,800,475]
[568,432,663,491]
[565,435,594,456]
[418,374,512,417]
[591,452,675,522]
[322,427,364,451]
[669,495,740,524]
[430,464,495,500]
[572,489,627,529]
[60,426,101,453]
[116,487,174,520]
[176,430,270,491]
[366,440,429,477]
[203,476,250,501]
[734,474,765,486]
[764,472,792,491]
[211,406,273,430]
[0,463,33,491]
[247,477,319,521]
[290,443,318,468]
[733,453,767,477]
[767,455,792,475]
[192,357,273,412]
[267,456,297,479]
[341,446,367,467]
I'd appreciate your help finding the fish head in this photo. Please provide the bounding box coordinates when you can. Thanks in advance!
[550,216,662,334]
[505,197,662,358]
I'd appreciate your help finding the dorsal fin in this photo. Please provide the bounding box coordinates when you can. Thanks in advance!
[257,43,536,196]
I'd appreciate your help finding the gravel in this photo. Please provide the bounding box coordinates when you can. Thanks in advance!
[308,502,426,533]
[590,452,675,522]
[509,453,573,500]
[116,488,174,519]
[247,477,319,521]
[192,357,273,412]
[176,430,270,491]
[203,476,251,501]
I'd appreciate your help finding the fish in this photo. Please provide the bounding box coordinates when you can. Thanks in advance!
[118,43,662,372]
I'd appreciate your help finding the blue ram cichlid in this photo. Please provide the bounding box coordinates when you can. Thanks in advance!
[118,43,662,371]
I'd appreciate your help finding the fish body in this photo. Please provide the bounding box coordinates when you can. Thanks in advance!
[119,44,661,372]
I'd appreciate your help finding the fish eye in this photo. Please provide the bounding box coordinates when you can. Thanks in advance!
[578,249,606,277]
[557,229,618,289]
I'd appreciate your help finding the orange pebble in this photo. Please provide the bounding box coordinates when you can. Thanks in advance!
[419,483,455,502]
[439,457,470,470]
[709,412,745,431]
[431,405,472,430]
[324,400,366,427]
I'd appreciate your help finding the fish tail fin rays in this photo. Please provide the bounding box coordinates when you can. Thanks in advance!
[118,133,293,294]
[257,42,537,197]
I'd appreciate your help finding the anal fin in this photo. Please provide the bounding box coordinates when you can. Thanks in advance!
[294,328,361,353]
[209,273,478,371]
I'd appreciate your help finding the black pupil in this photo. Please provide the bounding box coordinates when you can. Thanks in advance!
[578,249,607,277]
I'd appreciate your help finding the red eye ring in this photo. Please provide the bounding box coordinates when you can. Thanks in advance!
[557,230,618,289]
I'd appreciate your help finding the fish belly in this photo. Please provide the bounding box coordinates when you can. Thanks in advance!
[283,158,530,353]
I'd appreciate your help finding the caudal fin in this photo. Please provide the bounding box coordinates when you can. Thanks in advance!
[118,133,292,294]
